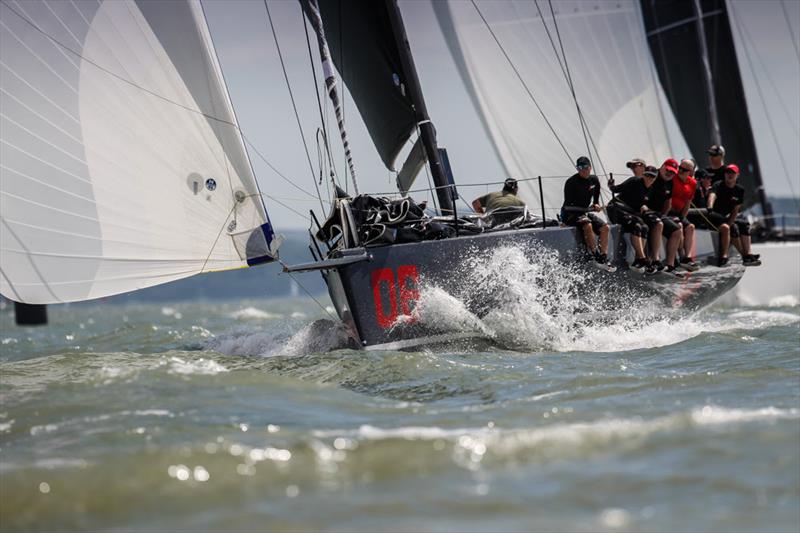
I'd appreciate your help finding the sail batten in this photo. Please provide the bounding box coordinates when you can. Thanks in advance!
[0,0,279,305]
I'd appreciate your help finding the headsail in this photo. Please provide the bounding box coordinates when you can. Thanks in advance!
[0,0,278,305]
[640,0,765,210]
[434,0,689,217]
[314,0,417,172]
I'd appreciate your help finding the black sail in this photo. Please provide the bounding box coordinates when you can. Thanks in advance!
[315,0,416,170]
[640,0,767,211]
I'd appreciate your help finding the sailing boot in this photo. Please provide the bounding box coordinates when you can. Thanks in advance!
[679,256,700,272]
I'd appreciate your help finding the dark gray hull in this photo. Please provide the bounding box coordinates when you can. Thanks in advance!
[322,225,743,349]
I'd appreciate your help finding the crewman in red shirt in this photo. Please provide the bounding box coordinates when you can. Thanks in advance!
[669,159,700,271]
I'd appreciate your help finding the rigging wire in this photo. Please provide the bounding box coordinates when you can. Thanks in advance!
[275,258,338,321]
[780,0,800,62]
[263,0,325,214]
[729,3,799,206]
[733,8,799,139]
[301,9,340,197]
[469,0,573,164]
[240,135,326,202]
[544,0,608,177]
[532,1,611,204]
[534,1,594,171]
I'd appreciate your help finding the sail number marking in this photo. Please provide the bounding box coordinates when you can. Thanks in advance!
[370,265,419,329]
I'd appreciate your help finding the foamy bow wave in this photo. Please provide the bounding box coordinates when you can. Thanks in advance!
[402,287,492,336]
[229,307,281,320]
[401,244,800,352]
[408,244,668,351]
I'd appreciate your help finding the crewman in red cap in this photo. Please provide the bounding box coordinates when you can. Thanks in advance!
[706,164,761,266]
[648,158,683,275]
[669,159,700,271]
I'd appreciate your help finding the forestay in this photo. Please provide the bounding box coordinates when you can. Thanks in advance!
[0,0,278,304]
[434,0,689,217]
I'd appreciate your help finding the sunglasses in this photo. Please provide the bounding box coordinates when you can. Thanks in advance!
[678,167,692,173]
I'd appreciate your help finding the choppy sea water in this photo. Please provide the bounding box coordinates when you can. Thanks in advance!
[1,291,798,532]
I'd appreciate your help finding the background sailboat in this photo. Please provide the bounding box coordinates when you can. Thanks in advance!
[642,0,800,306]
[433,0,798,305]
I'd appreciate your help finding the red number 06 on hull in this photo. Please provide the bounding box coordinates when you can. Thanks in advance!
[370,265,419,329]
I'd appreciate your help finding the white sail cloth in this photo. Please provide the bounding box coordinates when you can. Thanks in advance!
[1,0,277,304]
[436,0,689,217]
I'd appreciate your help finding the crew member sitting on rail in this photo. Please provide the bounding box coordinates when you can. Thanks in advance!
[472,178,525,214]
[705,144,727,184]
[607,158,649,272]
[650,159,684,275]
[706,164,762,267]
[561,156,615,271]
[688,168,713,229]
[669,159,700,271]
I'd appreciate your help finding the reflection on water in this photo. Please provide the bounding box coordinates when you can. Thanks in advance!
[0,297,798,531]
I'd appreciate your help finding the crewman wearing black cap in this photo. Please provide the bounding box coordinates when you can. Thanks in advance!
[561,156,615,271]
[472,177,526,213]
[607,160,650,272]
[705,144,727,184]
[688,168,713,228]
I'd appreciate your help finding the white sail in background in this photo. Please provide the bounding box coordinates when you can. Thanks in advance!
[435,0,690,217]
[1,0,279,304]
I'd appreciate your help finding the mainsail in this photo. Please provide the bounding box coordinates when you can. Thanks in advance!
[0,0,278,305]
[434,0,690,217]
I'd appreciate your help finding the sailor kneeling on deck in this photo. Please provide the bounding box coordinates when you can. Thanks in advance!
[561,156,615,271]
[472,178,525,213]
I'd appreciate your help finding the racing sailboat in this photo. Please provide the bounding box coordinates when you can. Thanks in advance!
[1,0,745,348]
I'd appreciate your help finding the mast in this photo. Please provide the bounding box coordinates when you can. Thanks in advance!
[383,0,455,216]
[692,0,721,146]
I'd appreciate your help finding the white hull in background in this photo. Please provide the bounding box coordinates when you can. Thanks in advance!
[721,242,800,307]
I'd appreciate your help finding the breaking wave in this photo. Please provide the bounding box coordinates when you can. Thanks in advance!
[206,319,355,357]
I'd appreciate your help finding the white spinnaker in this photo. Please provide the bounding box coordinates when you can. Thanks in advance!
[0,0,277,304]
[435,0,690,217]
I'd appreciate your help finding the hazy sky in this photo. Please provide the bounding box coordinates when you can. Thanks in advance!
[202,0,799,230]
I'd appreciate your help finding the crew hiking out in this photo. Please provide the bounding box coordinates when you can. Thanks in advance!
[561,156,615,271]
[706,164,762,267]
[607,158,651,272]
